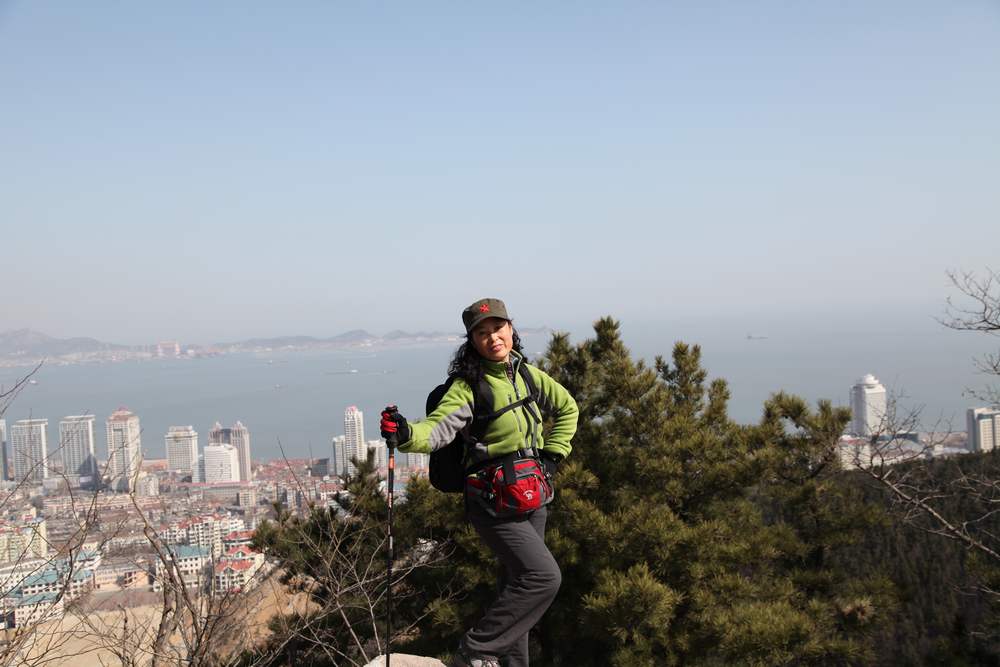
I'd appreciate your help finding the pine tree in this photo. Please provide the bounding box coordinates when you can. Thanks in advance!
[532,318,890,666]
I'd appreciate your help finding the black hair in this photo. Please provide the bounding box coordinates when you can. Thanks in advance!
[447,326,525,385]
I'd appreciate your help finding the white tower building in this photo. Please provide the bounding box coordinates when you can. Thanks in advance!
[343,407,365,478]
[166,426,199,476]
[967,408,1000,453]
[850,374,887,437]
[106,409,142,493]
[11,419,49,484]
[202,444,240,483]
[59,415,97,483]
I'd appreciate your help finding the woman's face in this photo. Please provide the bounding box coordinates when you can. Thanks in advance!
[471,318,514,362]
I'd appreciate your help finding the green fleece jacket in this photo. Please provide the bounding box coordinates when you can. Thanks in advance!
[399,351,578,467]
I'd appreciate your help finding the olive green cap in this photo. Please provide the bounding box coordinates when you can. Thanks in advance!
[462,298,510,333]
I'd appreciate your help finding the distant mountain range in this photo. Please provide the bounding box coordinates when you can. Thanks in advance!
[0,329,130,358]
[0,327,465,361]
[220,328,455,349]
[225,330,377,349]
[0,325,553,364]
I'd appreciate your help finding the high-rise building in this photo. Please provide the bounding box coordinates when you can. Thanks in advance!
[309,458,331,478]
[331,435,347,478]
[208,421,225,445]
[342,407,365,478]
[11,419,49,484]
[208,421,252,481]
[106,409,142,493]
[967,408,1000,453]
[850,374,887,437]
[59,415,98,483]
[166,426,199,476]
[202,444,240,483]
[231,421,251,482]
[0,418,9,481]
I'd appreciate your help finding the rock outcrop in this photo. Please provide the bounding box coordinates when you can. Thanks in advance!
[363,654,447,667]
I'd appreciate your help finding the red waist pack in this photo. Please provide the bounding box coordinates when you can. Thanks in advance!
[466,456,554,518]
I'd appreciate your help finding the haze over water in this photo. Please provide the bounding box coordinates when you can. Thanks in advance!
[3,314,992,461]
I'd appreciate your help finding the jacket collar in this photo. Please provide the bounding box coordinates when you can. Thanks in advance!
[481,349,523,375]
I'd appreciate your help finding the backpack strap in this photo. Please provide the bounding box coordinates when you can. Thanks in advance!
[502,454,517,488]
[516,363,542,426]
[517,364,543,457]
[476,364,541,422]
[469,374,495,442]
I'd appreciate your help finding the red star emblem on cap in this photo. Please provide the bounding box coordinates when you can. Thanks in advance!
[479,303,490,313]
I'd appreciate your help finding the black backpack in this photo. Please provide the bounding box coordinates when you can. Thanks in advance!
[426,364,541,493]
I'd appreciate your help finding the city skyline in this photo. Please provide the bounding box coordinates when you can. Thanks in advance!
[0,404,412,488]
[4,383,993,489]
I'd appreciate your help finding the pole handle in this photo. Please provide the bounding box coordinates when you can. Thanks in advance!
[384,405,400,448]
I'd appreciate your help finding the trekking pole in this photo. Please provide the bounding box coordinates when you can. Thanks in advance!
[384,405,398,667]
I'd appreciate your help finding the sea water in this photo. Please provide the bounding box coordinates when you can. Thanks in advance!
[1,320,993,461]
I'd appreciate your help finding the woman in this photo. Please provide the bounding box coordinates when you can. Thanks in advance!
[380,297,579,667]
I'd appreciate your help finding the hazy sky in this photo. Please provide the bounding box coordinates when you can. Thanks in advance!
[2,2,998,344]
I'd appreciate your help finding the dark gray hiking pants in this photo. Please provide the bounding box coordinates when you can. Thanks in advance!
[464,505,561,667]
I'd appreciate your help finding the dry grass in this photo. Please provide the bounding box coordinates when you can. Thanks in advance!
[14,570,313,666]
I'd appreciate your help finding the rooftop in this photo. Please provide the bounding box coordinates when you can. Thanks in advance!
[225,545,258,557]
[215,559,255,573]
[166,545,211,559]
[15,591,60,606]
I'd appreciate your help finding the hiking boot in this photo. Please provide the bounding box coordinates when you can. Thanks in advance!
[450,639,501,667]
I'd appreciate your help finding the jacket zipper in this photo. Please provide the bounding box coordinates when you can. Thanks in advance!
[508,393,522,436]
[508,358,525,447]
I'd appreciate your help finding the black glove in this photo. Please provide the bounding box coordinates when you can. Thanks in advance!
[380,406,410,445]
[541,451,562,477]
